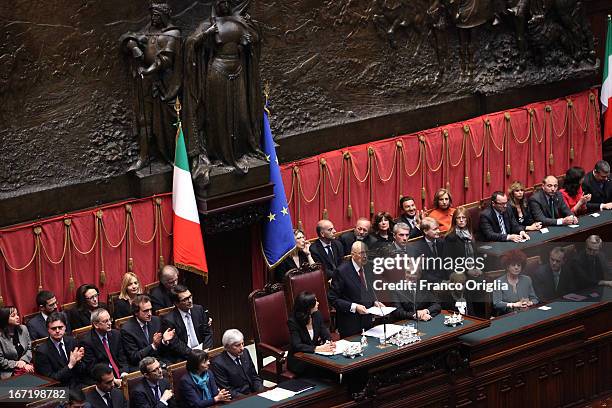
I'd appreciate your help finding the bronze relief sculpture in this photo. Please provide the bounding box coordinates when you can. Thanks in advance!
[184,0,265,187]
[120,3,182,172]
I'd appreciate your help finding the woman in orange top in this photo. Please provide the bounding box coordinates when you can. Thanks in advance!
[560,167,591,215]
[427,188,456,233]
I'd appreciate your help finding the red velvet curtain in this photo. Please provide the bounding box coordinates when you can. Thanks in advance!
[281,89,603,238]
[0,195,173,315]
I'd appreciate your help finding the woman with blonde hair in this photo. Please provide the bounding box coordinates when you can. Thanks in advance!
[507,181,542,231]
[113,272,142,319]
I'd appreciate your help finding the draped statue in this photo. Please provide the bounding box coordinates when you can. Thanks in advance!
[184,0,264,187]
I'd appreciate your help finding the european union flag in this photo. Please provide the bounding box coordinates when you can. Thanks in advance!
[261,108,295,267]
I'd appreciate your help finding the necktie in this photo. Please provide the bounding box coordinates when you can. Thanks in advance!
[497,212,507,235]
[549,198,556,218]
[58,342,68,364]
[553,273,560,291]
[142,323,150,342]
[153,384,160,400]
[104,392,113,408]
[325,245,334,262]
[430,241,438,257]
[358,268,367,289]
[235,356,252,387]
[184,312,199,348]
[102,336,120,378]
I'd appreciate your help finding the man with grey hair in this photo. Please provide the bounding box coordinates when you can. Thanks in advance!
[532,247,575,301]
[150,265,180,312]
[339,217,371,256]
[211,329,263,398]
[571,235,612,290]
[130,356,176,407]
[389,222,411,253]
[582,160,612,211]
[81,308,129,385]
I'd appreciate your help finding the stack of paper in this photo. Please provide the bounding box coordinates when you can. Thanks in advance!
[315,339,356,355]
[366,306,396,316]
[364,324,404,338]
[259,388,296,402]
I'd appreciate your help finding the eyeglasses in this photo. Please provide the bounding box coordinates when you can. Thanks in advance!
[84,293,99,301]
[49,325,65,331]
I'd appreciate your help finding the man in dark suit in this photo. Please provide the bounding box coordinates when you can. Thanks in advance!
[528,176,577,226]
[532,247,576,302]
[479,191,531,242]
[411,217,448,283]
[149,265,180,312]
[387,222,412,254]
[310,219,344,279]
[85,363,127,408]
[571,235,612,290]
[582,160,612,211]
[161,285,213,362]
[329,241,383,337]
[130,357,176,408]
[211,329,264,398]
[34,312,85,391]
[395,196,424,236]
[391,266,441,321]
[27,290,71,340]
[339,218,371,256]
[120,294,175,368]
[80,308,129,384]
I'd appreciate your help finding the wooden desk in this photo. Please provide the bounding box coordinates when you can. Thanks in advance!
[0,373,60,408]
[225,379,343,408]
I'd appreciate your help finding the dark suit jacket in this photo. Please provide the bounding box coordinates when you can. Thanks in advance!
[395,214,419,232]
[339,231,369,256]
[26,311,71,341]
[390,289,441,320]
[120,316,169,368]
[161,305,213,362]
[112,299,132,320]
[149,286,173,312]
[411,237,447,283]
[528,189,572,226]
[130,377,177,408]
[444,231,476,260]
[509,203,535,227]
[34,335,83,389]
[287,312,331,375]
[532,264,576,302]
[571,251,609,290]
[479,206,524,242]
[179,371,219,408]
[80,329,129,383]
[328,260,377,337]
[582,171,612,211]
[68,303,107,331]
[86,387,127,408]
[310,239,344,279]
[274,251,309,283]
[211,348,263,399]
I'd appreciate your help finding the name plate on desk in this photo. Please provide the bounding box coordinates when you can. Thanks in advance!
[539,228,550,234]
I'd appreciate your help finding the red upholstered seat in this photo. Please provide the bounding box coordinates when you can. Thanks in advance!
[285,266,331,327]
[249,284,295,383]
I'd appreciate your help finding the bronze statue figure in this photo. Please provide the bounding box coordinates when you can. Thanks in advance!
[120,2,182,171]
[184,0,264,187]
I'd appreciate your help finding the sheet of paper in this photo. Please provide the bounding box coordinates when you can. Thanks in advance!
[364,324,404,339]
[479,245,492,250]
[590,212,601,217]
[567,224,579,228]
[540,228,549,234]
[315,339,356,355]
[563,293,587,301]
[366,306,397,316]
[538,306,552,310]
[259,388,296,402]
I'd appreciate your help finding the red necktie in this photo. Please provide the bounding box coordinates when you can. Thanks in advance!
[102,336,120,378]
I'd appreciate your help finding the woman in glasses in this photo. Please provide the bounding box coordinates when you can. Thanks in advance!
[0,306,33,378]
[69,284,107,330]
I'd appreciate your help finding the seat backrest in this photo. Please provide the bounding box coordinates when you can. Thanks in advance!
[249,285,290,350]
[156,306,175,317]
[114,316,131,330]
[285,267,331,326]
[168,361,187,403]
[32,337,48,351]
[525,255,541,276]
[61,301,77,312]
[145,281,160,294]
[485,269,506,281]
[23,312,39,326]
[72,325,92,341]
[107,291,121,317]
[123,370,144,401]
[26,398,63,408]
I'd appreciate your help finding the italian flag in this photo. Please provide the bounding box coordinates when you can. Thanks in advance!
[602,15,612,141]
[172,125,208,280]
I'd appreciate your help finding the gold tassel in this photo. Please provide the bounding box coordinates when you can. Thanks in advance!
[128,258,134,272]
[297,220,303,231]
[347,204,353,218]
[529,160,534,172]
[38,285,43,292]
[369,201,375,215]
[158,256,165,270]
[421,187,426,200]
[0,296,3,308]
[486,171,491,184]
[570,147,574,160]
[445,181,450,190]
[549,154,554,166]
[100,270,106,286]
[506,164,511,177]
[464,176,469,189]
[322,208,328,219]
[69,277,75,292]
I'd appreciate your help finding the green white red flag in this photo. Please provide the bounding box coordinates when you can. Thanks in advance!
[172,124,208,280]
[602,15,612,140]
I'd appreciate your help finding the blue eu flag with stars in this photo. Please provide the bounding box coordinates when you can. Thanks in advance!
[262,108,295,268]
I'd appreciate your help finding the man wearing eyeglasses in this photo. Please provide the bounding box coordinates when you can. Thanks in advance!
[130,356,176,408]
[161,285,213,362]
[34,312,85,391]
[480,191,531,242]
[27,290,71,340]
[150,265,181,312]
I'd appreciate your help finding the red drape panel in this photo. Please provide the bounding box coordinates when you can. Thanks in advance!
[0,195,173,315]
[281,89,602,238]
